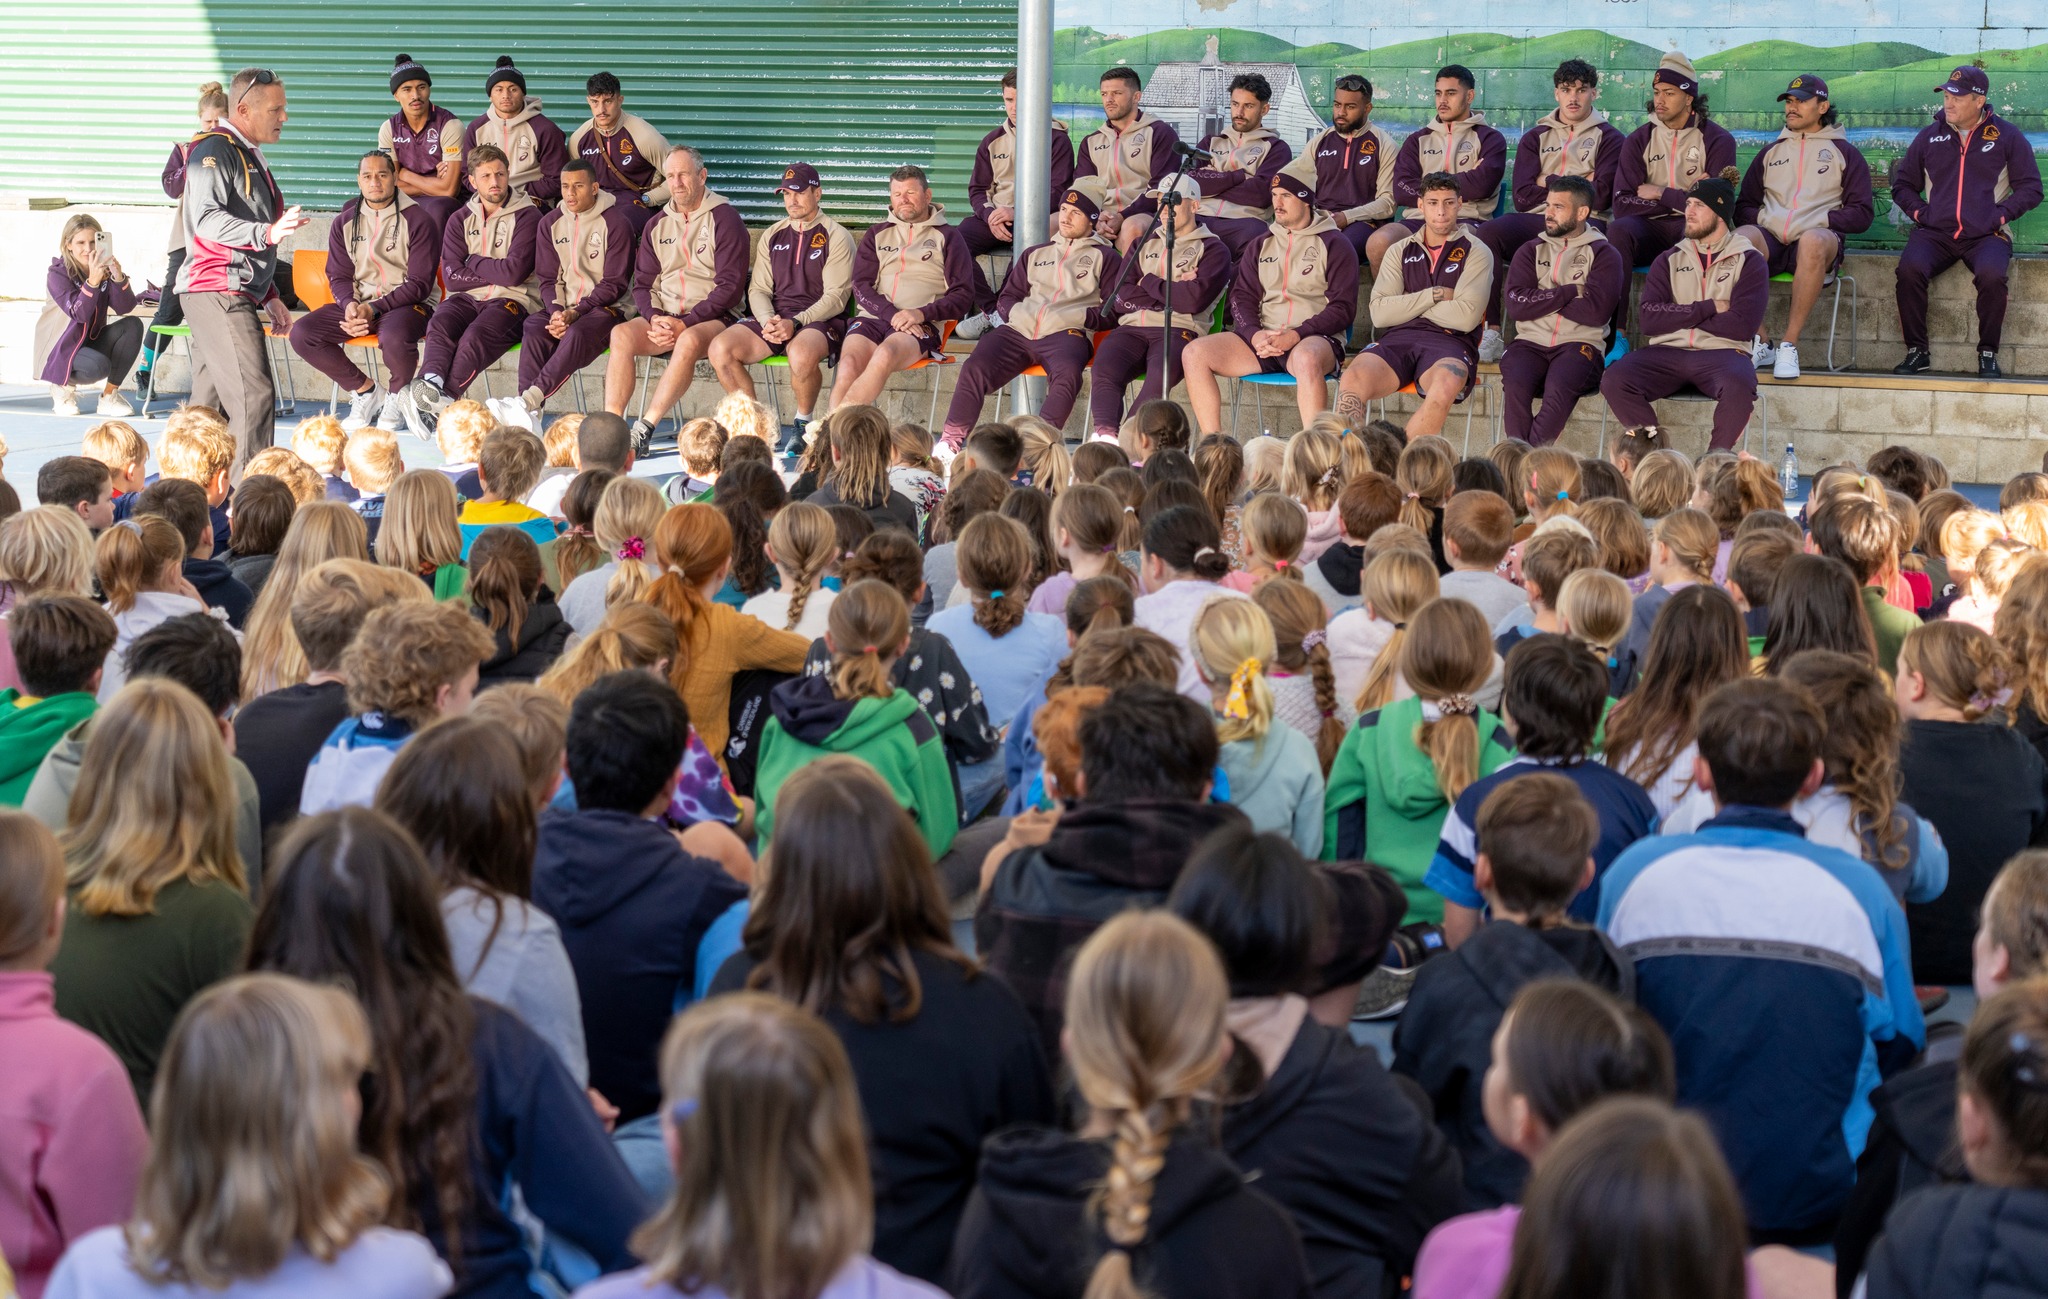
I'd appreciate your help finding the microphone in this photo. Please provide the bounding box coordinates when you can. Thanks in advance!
[1169,140,1212,165]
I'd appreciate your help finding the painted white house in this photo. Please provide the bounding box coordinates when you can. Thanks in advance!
[1144,37,1330,148]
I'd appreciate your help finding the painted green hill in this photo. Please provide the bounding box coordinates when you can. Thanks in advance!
[1347,32,1518,68]
[1070,27,1345,75]
[1698,40,1942,73]
[1487,29,1666,72]
[1823,45,2048,123]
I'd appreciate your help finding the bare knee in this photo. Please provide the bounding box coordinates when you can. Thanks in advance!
[609,321,639,351]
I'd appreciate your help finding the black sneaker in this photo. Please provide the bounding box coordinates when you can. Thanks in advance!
[1980,350,2003,379]
[408,376,451,414]
[1893,348,1932,375]
[629,418,655,459]
[1352,965,1417,1021]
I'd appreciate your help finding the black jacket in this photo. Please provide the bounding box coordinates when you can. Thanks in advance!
[1223,1015,1463,1299]
[976,799,1249,1058]
[1865,1184,2048,1299]
[1390,919,1634,1208]
[948,1128,1313,1299]
[711,948,1055,1285]
[1316,540,1364,600]
[806,479,922,538]
[531,808,748,1122]
[476,592,571,685]
[182,556,254,629]
[1835,1045,1968,1297]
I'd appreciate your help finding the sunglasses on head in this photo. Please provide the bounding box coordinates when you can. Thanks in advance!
[233,68,278,111]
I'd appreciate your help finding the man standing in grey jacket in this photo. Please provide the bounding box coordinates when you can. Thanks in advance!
[176,67,308,473]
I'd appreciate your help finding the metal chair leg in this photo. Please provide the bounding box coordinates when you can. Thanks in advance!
[926,365,943,430]
[1229,379,1242,436]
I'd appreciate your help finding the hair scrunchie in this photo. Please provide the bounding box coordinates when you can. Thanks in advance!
[617,536,646,562]
[1437,693,1478,717]
[1301,629,1326,652]
[1223,657,1262,720]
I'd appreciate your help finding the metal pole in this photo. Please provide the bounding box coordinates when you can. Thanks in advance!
[1010,0,1053,419]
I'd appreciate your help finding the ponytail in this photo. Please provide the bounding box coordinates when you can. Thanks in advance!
[767,501,837,632]
[1655,508,1720,582]
[717,462,788,601]
[1524,446,1582,523]
[1195,434,1245,529]
[1048,576,1136,692]
[1192,599,1275,745]
[1014,416,1073,497]
[94,516,185,614]
[1240,492,1307,583]
[1355,548,1440,713]
[537,602,677,707]
[467,527,542,644]
[1053,485,1139,591]
[1141,505,1230,583]
[826,580,908,702]
[1098,467,1145,554]
[958,513,1033,637]
[1401,598,1495,801]
[1394,436,1454,535]
[645,504,733,691]
[1253,578,1343,775]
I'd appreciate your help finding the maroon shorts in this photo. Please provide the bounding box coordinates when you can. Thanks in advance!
[738,316,847,362]
[1755,228,1845,277]
[846,316,947,361]
[1358,331,1478,399]
[1256,333,1346,375]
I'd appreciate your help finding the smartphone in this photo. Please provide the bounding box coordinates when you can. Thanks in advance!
[93,229,113,261]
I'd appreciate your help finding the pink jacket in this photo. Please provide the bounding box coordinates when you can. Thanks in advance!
[0,971,149,1299]
[1413,1205,1765,1299]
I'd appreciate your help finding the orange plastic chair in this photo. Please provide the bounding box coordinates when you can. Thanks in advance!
[897,319,958,427]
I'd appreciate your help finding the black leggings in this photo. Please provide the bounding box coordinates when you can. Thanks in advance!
[145,245,186,351]
[70,316,145,386]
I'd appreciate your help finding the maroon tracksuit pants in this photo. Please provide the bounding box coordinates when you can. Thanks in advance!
[1895,227,2012,352]
[289,302,431,393]
[1088,325,1199,435]
[1599,344,1756,451]
[942,325,1095,444]
[1334,219,1375,259]
[1477,212,1549,327]
[421,296,528,397]
[1603,215,1683,334]
[958,214,1006,315]
[517,307,621,399]
[1499,339,1605,446]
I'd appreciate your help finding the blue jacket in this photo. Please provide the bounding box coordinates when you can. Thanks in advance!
[532,808,748,1124]
[1597,806,1925,1241]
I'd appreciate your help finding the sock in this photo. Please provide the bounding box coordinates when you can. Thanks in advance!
[795,410,812,424]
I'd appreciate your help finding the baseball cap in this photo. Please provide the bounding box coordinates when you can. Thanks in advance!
[1935,65,1989,96]
[1778,74,1828,102]
[775,163,821,193]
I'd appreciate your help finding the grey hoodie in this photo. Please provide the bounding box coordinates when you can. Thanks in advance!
[1216,718,1326,857]
[23,719,265,898]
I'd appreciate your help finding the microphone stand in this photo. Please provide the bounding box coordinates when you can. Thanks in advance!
[1156,155,1192,405]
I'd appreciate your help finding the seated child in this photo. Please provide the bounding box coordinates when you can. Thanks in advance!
[341,424,404,548]
[1440,492,1527,632]
[0,597,115,806]
[457,428,556,557]
[153,404,234,553]
[79,419,148,516]
[134,478,253,629]
[291,412,358,503]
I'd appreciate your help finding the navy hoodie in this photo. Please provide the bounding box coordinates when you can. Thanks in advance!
[1865,1183,2048,1299]
[532,808,748,1121]
[183,556,254,629]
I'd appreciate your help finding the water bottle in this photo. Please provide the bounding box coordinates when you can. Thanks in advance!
[1779,442,1800,505]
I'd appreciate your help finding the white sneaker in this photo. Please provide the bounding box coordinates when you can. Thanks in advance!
[342,387,382,430]
[1772,343,1802,381]
[50,385,79,417]
[397,389,432,440]
[1751,336,1776,369]
[1477,326,1506,364]
[931,440,959,468]
[954,311,993,340]
[375,389,408,432]
[488,394,536,432]
[97,388,135,418]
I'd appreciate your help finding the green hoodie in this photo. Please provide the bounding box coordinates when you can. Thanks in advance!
[754,675,959,857]
[1322,694,1516,923]
[0,690,98,806]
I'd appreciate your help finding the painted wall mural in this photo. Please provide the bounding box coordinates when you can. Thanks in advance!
[1049,0,2048,246]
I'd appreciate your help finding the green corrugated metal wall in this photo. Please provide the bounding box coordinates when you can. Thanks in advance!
[0,1,1018,223]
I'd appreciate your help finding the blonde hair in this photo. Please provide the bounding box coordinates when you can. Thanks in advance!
[1943,509,2009,577]
[1283,426,1347,512]
[1997,559,2048,721]
[593,475,668,607]
[1253,579,1344,773]
[1523,447,1582,523]
[677,418,728,478]
[767,501,838,632]
[713,392,780,446]
[1356,548,1440,712]
[81,419,150,474]
[94,513,186,613]
[1239,491,1307,580]
[1402,597,1495,802]
[1653,508,1719,582]
[127,974,385,1288]
[0,812,64,968]
[64,678,245,917]
[2004,501,2048,552]
[1065,911,1230,1299]
[1242,435,1287,496]
[1631,449,1695,520]
[196,80,230,114]
[159,406,235,484]
[466,684,570,807]
[1557,568,1633,665]
[1975,538,2035,606]
[1898,619,2013,722]
[1012,415,1074,497]
[290,415,349,477]
[245,448,325,505]
[436,400,496,464]
[0,507,95,599]
[1191,597,1276,746]
[825,580,909,701]
[240,503,373,698]
[1395,436,1455,534]
[889,422,939,475]
[341,601,495,728]
[958,513,1033,637]
[342,426,404,496]
[1984,853,2048,983]
[375,469,463,578]
[537,602,678,707]
[58,213,104,281]
[478,428,546,502]
[633,994,872,1299]
[541,411,584,469]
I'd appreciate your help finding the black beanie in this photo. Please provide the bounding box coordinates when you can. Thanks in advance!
[486,55,525,95]
[390,53,430,95]
[1689,171,1738,227]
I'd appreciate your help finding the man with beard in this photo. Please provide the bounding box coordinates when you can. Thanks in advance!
[1123,72,1290,260]
[1363,64,1506,278]
[1074,66,1182,254]
[1600,170,1768,454]
[1496,175,1627,446]
[1605,51,1737,338]
[828,165,975,413]
[1307,75,1399,259]
[408,145,540,421]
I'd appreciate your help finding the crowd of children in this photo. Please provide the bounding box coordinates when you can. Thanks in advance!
[6,390,2048,1299]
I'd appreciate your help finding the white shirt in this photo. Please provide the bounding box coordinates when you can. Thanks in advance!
[1132,578,1248,701]
[47,1226,451,1299]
